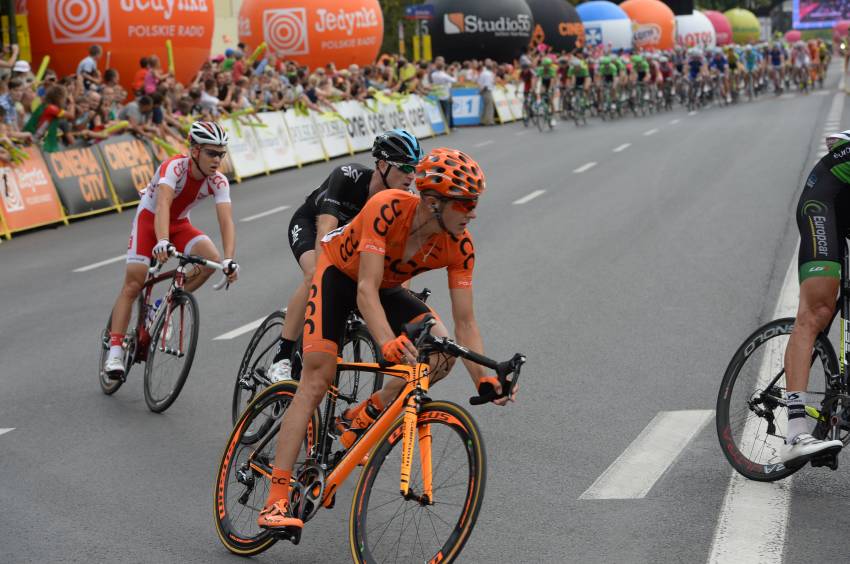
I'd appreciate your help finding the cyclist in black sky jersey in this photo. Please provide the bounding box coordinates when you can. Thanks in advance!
[266,129,424,382]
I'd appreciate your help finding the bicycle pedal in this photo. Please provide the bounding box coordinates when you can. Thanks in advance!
[270,526,302,545]
[809,447,841,471]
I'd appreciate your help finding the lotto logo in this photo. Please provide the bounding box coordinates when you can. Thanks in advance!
[1,169,24,212]
[264,8,309,56]
[47,0,111,44]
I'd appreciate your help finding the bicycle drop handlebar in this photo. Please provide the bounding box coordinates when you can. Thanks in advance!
[399,314,527,406]
[148,251,234,291]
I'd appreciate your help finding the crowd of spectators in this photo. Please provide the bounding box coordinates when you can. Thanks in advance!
[0,42,555,157]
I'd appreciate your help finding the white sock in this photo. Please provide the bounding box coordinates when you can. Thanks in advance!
[108,345,123,360]
[786,391,808,443]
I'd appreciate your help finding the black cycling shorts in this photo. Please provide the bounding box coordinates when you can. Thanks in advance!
[303,256,435,356]
[796,162,850,282]
[289,203,317,262]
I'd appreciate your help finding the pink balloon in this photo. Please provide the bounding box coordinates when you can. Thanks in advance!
[835,20,850,39]
[703,10,733,46]
[785,30,801,42]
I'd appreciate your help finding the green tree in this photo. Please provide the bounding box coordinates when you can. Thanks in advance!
[379,0,431,58]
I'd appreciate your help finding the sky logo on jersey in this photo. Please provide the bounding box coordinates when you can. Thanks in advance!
[341,165,362,183]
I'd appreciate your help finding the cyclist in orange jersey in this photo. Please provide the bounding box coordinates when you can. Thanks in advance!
[256,148,517,531]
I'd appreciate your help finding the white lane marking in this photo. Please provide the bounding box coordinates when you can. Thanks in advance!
[241,205,291,223]
[573,161,597,173]
[669,119,681,125]
[73,255,125,273]
[512,190,545,205]
[612,143,631,153]
[707,251,799,564]
[213,317,268,340]
[474,140,495,148]
[0,428,14,437]
[688,111,698,116]
[643,128,659,136]
[580,410,714,500]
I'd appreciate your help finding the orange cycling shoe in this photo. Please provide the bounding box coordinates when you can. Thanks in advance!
[257,499,304,530]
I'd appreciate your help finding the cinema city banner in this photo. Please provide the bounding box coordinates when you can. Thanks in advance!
[44,144,116,217]
[97,134,155,205]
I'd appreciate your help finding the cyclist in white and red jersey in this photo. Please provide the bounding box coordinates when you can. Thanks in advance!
[103,121,238,379]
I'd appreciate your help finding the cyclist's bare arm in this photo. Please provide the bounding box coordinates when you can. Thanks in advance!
[356,252,417,362]
[154,183,175,242]
[449,286,512,404]
[215,202,237,279]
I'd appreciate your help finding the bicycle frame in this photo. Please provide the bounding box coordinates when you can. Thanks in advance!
[244,359,437,511]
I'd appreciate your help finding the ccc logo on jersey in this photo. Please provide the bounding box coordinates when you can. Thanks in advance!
[373,199,402,237]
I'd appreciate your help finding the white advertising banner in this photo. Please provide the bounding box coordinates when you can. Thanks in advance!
[492,87,514,123]
[221,118,266,179]
[255,112,297,172]
[422,96,447,135]
[283,110,326,165]
[401,95,434,139]
[337,101,374,153]
[313,112,352,159]
[504,84,524,120]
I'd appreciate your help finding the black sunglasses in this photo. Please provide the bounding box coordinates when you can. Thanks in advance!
[387,161,416,174]
[203,148,227,159]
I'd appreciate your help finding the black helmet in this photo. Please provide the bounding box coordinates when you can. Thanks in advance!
[371,129,423,165]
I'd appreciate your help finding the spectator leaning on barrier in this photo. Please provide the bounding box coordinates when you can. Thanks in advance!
[0,78,24,129]
[24,84,74,152]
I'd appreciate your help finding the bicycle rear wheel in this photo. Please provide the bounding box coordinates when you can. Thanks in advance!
[214,381,320,556]
[349,401,486,564]
[98,305,140,395]
[232,310,286,426]
[143,291,199,413]
[716,317,837,481]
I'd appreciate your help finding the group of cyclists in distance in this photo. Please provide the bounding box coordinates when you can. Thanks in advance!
[520,38,833,126]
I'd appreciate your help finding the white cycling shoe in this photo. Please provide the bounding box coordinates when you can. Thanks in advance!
[104,356,125,381]
[781,433,842,465]
[268,359,293,383]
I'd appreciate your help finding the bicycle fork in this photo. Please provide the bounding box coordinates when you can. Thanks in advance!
[399,370,434,505]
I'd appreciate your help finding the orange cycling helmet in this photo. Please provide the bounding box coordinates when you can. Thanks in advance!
[415,147,486,200]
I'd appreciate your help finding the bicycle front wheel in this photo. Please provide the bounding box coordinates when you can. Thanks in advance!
[232,310,286,426]
[716,317,837,481]
[349,401,486,564]
[143,291,199,413]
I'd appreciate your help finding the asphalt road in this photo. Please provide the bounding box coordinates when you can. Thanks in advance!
[2,72,850,563]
